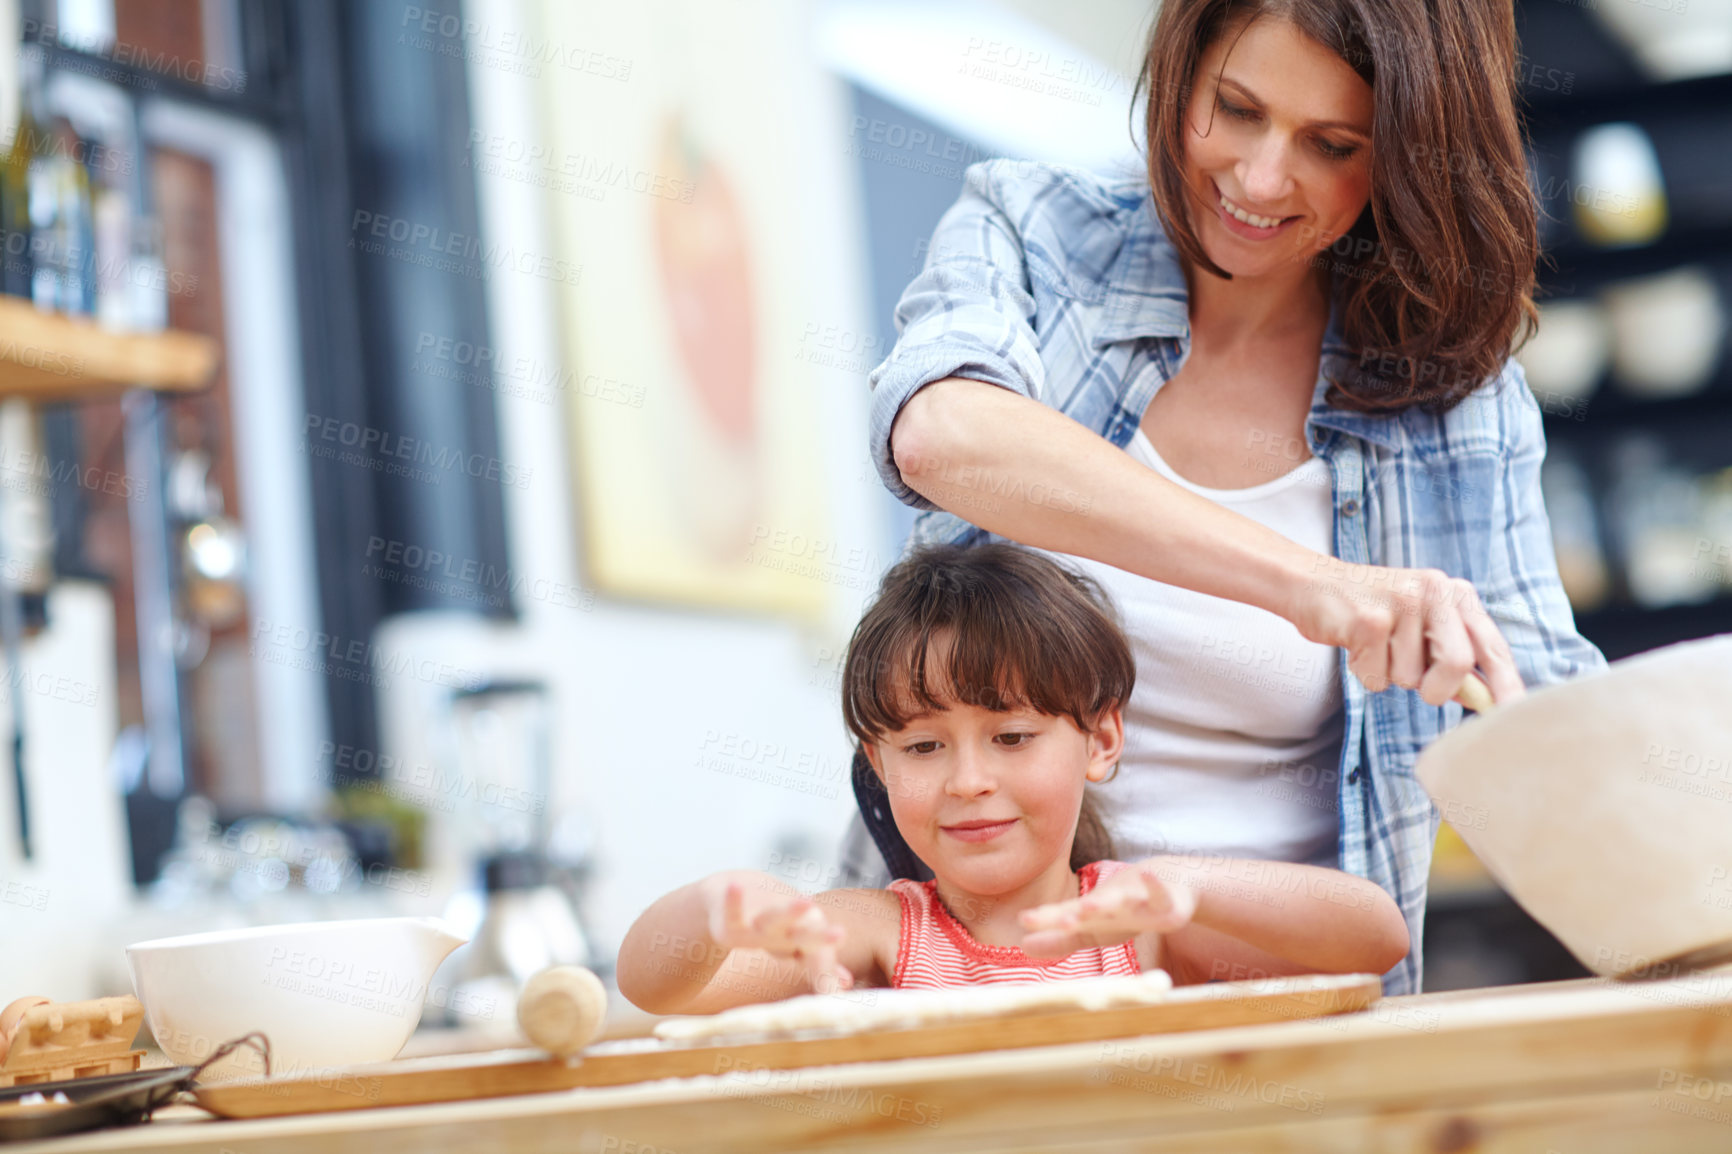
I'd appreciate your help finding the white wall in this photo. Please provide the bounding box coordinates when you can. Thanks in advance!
[373,0,887,961]
[817,0,1145,178]
[0,582,130,1000]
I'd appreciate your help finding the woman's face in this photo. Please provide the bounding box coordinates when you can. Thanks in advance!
[1180,15,1374,280]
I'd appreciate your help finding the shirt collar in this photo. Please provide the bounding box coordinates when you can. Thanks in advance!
[1089,203,1192,346]
[1097,198,1401,451]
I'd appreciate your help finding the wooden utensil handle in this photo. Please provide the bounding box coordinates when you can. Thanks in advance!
[1453,671,1496,714]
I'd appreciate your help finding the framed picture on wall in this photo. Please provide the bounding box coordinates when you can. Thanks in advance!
[531,0,838,622]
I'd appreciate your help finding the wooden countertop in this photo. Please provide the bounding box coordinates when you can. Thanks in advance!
[14,968,1732,1153]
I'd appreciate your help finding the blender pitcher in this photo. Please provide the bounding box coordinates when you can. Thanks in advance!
[439,680,595,1026]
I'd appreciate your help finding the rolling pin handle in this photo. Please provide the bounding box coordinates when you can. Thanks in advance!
[1453,671,1497,714]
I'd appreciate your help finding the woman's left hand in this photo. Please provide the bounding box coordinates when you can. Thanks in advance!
[1017,865,1197,957]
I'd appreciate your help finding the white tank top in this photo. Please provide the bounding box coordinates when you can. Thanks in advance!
[1033,427,1344,868]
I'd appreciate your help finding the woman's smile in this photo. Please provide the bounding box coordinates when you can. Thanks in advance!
[1212,179,1301,239]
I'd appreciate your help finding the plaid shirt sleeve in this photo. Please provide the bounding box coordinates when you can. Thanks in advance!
[866,165,1049,511]
[1367,362,1609,997]
[1483,361,1609,688]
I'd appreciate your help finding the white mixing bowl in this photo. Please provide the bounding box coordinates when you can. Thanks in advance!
[126,916,467,1080]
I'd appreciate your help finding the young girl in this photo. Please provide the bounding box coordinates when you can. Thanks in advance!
[617,543,1409,1014]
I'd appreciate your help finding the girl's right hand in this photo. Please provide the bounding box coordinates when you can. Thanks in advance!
[707,880,854,994]
[1289,558,1526,707]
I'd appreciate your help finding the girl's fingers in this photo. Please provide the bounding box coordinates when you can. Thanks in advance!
[1023,922,1136,956]
[1093,889,1138,912]
[1020,903,1071,930]
[715,881,751,943]
[1153,882,1199,930]
[1125,871,1194,931]
[792,904,831,944]
[799,931,856,995]
[1025,889,1152,938]
[1133,868,1170,903]
[723,881,746,925]
[774,904,839,961]
[751,896,812,938]
[1020,930,1078,957]
[811,958,855,994]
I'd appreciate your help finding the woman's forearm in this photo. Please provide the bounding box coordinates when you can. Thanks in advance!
[1148,856,1411,974]
[892,377,1319,620]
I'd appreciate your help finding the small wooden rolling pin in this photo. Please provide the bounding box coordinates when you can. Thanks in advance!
[515,965,610,1059]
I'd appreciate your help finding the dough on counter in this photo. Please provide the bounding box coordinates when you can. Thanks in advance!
[653,969,1175,1044]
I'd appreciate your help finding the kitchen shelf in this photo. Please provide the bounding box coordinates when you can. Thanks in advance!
[1537,227,1732,292]
[1573,597,1732,661]
[1540,383,1732,434]
[0,297,218,399]
[1521,69,1732,129]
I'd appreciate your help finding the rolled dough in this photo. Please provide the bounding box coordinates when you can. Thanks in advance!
[652,969,1175,1045]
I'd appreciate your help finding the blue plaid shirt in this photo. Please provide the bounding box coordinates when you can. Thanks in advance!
[863,159,1607,996]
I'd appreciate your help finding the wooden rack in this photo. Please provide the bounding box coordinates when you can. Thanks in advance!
[0,997,146,1087]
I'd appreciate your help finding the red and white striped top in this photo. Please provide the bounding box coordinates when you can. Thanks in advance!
[888,860,1143,988]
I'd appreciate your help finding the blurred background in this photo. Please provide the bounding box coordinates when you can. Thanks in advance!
[0,0,1726,1028]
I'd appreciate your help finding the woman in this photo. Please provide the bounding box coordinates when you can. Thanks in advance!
[841,0,1606,997]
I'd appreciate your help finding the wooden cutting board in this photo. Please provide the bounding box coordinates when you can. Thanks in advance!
[193,972,1380,1119]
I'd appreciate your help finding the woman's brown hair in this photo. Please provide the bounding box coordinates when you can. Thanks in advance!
[1135,0,1538,412]
[841,542,1135,869]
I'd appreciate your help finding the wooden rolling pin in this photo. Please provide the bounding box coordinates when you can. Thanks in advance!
[514,965,609,1059]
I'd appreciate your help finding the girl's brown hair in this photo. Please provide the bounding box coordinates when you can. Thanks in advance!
[842,542,1136,870]
[1136,0,1538,412]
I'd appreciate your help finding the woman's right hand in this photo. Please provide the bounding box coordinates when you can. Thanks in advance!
[1290,558,1527,707]
[706,879,854,993]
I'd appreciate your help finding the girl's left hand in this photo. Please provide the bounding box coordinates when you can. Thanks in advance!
[1017,865,1197,957]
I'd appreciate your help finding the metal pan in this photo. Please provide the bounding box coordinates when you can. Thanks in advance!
[0,1066,195,1143]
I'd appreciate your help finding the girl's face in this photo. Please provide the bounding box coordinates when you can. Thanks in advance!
[863,694,1124,896]
[1180,15,1375,279]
